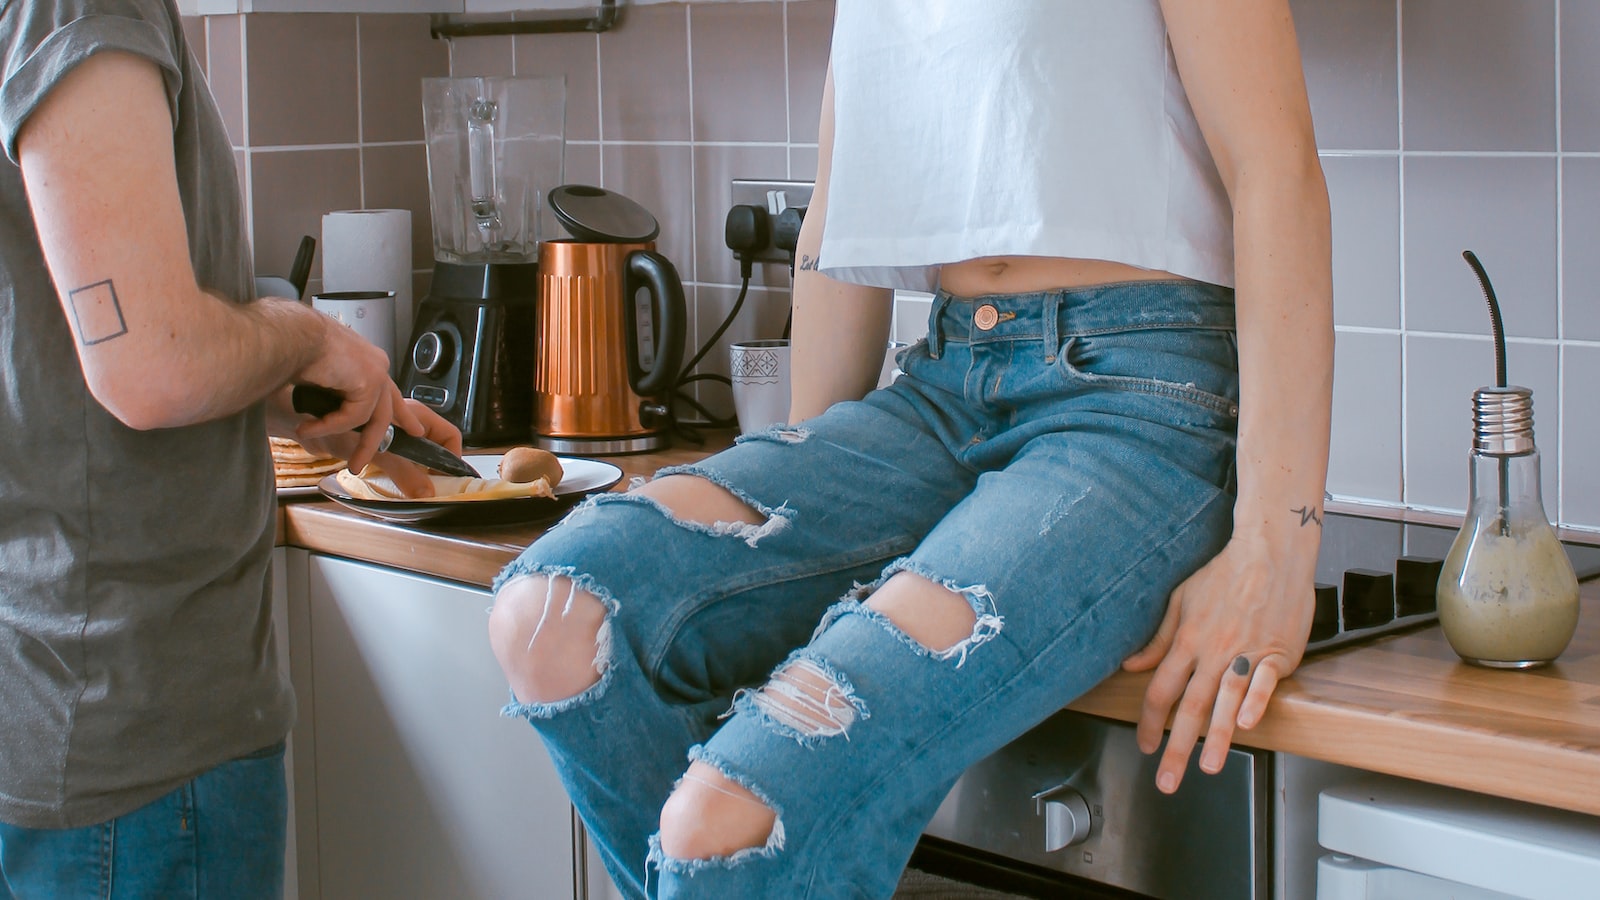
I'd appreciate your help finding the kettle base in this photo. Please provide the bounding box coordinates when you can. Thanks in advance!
[532,433,668,456]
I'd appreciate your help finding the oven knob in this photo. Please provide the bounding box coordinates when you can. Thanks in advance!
[1033,785,1093,851]
[412,331,453,376]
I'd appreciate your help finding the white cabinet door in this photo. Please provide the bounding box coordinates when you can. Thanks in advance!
[306,555,576,900]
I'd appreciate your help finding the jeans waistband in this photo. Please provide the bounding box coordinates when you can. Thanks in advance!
[926,280,1235,358]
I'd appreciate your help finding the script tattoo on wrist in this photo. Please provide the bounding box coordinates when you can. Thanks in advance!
[67,279,129,345]
[798,254,820,272]
[1291,505,1324,528]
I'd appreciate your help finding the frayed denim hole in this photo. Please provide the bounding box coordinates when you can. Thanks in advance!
[649,748,786,872]
[860,559,1006,668]
[494,566,620,718]
[729,650,870,746]
[803,560,907,644]
[644,465,797,548]
[731,424,810,446]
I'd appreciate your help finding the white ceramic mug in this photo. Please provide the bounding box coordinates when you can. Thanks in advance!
[313,291,396,369]
[729,339,791,434]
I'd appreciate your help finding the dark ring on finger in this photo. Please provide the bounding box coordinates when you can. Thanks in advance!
[1231,655,1251,677]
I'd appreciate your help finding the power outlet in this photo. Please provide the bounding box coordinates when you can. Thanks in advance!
[730,179,814,265]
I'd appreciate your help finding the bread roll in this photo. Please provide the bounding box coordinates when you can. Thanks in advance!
[499,447,564,487]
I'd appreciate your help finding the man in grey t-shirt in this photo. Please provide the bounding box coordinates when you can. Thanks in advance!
[0,1,459,894]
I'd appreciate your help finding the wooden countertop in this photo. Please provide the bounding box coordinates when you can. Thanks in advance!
[280,440,1600,819]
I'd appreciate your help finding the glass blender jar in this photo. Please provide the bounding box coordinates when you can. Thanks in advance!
[399,76,565,445]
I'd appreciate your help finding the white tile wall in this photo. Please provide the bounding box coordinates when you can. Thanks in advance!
[1563,344,1600,524]
[1295,0,1599,530]
[1330,331,1403,503]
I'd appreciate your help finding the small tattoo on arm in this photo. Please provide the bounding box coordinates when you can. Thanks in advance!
[1291,505,1323,528]
[67,280,128,345]
[798,254,820,272]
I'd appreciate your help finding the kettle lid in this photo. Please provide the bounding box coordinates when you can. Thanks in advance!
[549,184,660,243]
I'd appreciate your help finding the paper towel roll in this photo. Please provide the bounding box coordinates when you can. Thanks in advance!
[321,209,413,372]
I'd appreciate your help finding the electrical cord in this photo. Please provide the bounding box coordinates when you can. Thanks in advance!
[657,205,768,441]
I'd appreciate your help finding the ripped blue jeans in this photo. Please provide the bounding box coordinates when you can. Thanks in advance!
[495,281,1240,899]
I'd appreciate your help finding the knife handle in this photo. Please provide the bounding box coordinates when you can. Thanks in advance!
[291,385,348,422]
[291,385,398,455]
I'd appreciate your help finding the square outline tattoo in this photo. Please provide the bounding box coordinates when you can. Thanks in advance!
[68,280,129,345]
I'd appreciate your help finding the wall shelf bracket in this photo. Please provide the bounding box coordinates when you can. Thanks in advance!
[431,0,620,40]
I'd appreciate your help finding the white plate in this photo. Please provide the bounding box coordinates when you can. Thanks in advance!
[316,453,625,526]
[277,484,322,499]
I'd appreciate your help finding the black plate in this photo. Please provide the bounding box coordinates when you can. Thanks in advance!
[317,454,624,526]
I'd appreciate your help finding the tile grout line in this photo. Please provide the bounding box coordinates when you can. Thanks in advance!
[1395,0,1409,509]
[1555,0,1566,524]
[355,16,366,210]
[239,14,254,258]
[684,3,704,384]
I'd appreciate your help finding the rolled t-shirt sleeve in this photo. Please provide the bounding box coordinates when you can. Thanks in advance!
[0,0,183,164]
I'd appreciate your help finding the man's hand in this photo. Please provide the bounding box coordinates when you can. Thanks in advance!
[272,392,464,499]
[288,313,402,473]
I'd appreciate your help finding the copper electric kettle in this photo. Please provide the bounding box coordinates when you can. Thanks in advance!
[532,186,686,454]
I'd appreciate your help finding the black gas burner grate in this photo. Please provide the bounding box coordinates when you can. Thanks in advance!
[1305,511,1600,655]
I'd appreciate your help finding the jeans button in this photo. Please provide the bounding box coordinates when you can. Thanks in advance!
[974,304,999,330]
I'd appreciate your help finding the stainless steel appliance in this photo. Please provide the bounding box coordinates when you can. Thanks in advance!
[911,511,1600,899]
[923,710,1271,899]
[399,76,565,446]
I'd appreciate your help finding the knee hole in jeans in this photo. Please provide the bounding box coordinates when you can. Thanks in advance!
[747,657,862,738]
[488,573,609,704]
[635,473,766,528]
[864,571,979,653]
[657,762,780,862]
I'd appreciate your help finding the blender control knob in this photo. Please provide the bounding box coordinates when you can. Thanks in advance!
[1033,785,1093,851]
[412,331,453,376]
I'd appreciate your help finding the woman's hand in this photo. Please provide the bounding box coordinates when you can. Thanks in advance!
[1122,535,1315,793]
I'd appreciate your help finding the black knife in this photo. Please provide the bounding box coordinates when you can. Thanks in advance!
[291,385,481,479]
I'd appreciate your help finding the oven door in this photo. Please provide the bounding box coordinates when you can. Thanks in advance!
[923,710,1271,899]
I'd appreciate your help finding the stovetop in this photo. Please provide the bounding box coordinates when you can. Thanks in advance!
[1306,511,1600,655]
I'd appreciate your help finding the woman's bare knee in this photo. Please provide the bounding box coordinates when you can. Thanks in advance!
[488,574,608,704]
[637,474,765,527]
[865,571,977,652]
[657,762,777,861]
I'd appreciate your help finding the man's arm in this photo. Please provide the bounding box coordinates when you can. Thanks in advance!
[17,50,399,466]
[787,64,894,422]
[1124,0,1334,792]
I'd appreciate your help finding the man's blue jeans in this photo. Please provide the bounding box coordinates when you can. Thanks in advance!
[0,741,287,899]
[497,281,1241,898]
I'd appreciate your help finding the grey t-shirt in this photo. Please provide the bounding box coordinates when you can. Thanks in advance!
[0,0,292,828]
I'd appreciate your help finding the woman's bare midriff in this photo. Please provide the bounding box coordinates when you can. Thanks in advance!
[938,256,1179,298]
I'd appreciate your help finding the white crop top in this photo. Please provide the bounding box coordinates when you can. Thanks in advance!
[819,0,1235,292]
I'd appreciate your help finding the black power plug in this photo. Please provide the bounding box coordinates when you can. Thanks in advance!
[773,206,806,275]
[724,204,770,280]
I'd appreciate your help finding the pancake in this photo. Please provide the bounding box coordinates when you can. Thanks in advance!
[270,437,345,490]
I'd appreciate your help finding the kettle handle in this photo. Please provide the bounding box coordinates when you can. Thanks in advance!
[624,249,687,398]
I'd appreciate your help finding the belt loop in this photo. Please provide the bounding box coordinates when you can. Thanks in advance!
[927,291,954,359]
[1043,290,1062,363]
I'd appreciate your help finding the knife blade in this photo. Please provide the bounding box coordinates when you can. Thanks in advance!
[290,385,481,479]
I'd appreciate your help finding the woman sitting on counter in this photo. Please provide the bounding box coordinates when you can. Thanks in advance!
[489,1,1332,897]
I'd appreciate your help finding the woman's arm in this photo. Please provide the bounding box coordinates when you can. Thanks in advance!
[1123,0,1334,792]
[787,64,895,422]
